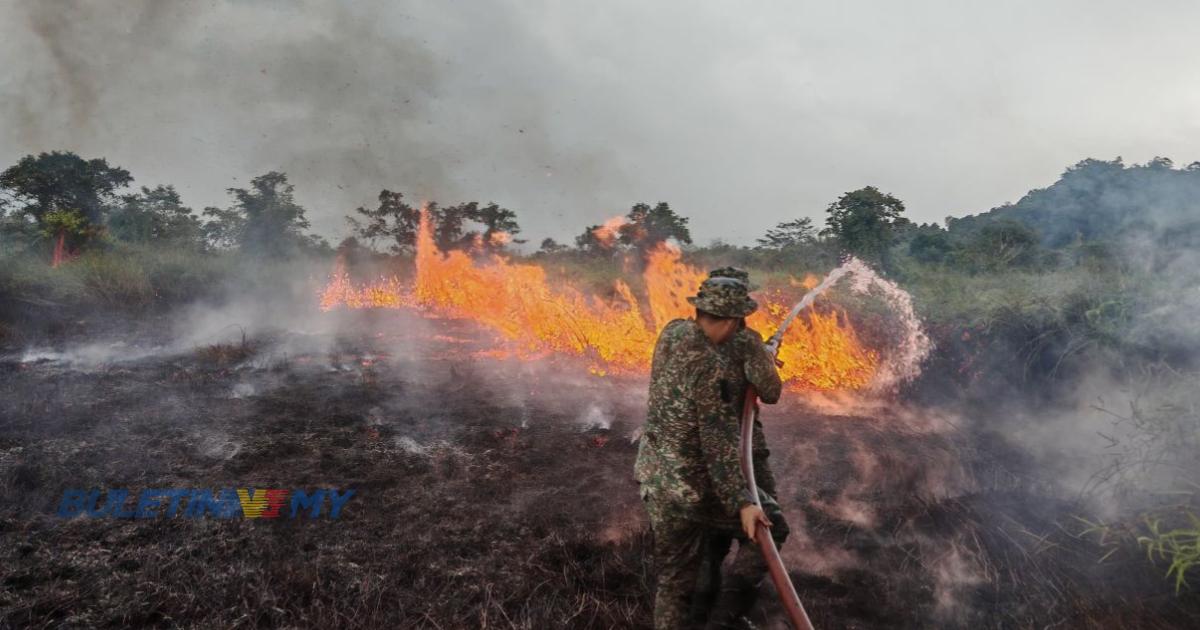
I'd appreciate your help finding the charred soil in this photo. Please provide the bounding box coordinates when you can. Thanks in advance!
[1,311,1197,628]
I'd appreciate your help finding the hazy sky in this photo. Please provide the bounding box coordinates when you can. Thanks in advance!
[2,0,1198,246]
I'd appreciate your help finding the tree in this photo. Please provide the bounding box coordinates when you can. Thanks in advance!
[822,186,908,266]
[108,185,204,248]
[347,190,420,253]
[539,237,568,254]
[426,200,522,253]
[574,223,616,254]
[960,220,1040,271]
[428,202,465,251]
[944,157,1200,248]
[1146,156,1174,170]
[346,193,523,255]
[464,202,523,251]
[908,229,954,264]
[0,151,132,256]
[203,171,326,257]
[334,236,375,268]
[572,202,690,256]
[201,205,245,251]
[756,217,816,249]
[42,210,88,266]
[618,202,691,251]
[0,210,41,251]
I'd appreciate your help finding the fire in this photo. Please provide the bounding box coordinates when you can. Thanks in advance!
[748,297,877,391]
[591,215,628,248]
[414,211,655,370]
[643,242,704,332]
[319,257,413,310]
[790,274,820,290]
[321,209,879,390]
[52,231,67,268]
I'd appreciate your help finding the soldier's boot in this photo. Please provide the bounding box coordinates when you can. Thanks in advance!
[702,576,761,630]
[689,584,720,628]
[689,530,733,627]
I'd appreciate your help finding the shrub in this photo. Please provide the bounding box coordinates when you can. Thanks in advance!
[72,250,155,307]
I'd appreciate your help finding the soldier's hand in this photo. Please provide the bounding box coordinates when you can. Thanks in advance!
[765,335,783,357]
[739,504,772,544]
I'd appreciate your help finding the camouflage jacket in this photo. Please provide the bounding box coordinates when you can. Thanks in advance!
[635,319,780,520]
[717,326,783,496]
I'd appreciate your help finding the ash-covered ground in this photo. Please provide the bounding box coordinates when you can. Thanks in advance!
[1,310,1197,629]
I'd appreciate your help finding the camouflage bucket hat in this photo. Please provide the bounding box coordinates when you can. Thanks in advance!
[706,266,758,290]
[687,275,758,318]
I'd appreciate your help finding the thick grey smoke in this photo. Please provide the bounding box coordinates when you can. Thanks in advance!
[3,0,1199,246]
[3,1,446,219]
[0,0,629,242]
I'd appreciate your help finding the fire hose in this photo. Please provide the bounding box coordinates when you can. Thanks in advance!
[736,280,841,630]
[740,383,814,630]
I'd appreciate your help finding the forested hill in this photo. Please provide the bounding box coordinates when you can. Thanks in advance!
[946,157,1200,248]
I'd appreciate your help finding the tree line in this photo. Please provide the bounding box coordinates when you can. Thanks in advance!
[0,152,328,260]
[4,150,1193,275]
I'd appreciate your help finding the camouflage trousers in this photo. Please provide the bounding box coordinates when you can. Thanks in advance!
[645,496,789,630]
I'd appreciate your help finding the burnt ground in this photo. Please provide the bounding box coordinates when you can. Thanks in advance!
[1,310,1199,629]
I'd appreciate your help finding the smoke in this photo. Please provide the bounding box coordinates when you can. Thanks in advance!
[22,3,97,132]
[763,397,988,622]
[5,2,1200,245]
[5,254,357,369]
[6,1,451,217]
[6,6,1200,621]
[16,341,170,366]
[196,431,242,461]
[951,160,1200,519]
[0,0,630,241]
[577,402,614,431]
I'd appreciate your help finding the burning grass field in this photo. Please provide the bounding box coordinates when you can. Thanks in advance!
[1,215,1198,628]
[2,306,1198,629]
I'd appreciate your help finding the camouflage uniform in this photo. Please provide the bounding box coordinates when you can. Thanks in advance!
[693,326,788,629]
[635,269,789,630]
[721,326,783,498]
[705,267,782,496]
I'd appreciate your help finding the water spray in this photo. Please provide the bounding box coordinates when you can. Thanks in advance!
[741,257,930,629]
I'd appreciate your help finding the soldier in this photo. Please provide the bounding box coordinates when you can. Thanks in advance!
[635,268,788,630]
[706,267,784,498]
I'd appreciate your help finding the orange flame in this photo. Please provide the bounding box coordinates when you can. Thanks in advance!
[748,294,877,391]
[643,241,704,333]
[412,210,654,371]
[591,215,627,248]
[51,231,66,268]
[789,274,820,290]
[319,257,413,310]
[321,208,878,390]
